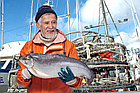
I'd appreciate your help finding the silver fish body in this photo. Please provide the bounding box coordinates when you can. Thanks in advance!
[19,53,93,80]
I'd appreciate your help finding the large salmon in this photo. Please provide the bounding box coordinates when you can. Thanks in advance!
[19,53,93,80]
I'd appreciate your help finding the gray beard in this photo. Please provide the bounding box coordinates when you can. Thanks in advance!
[39,30,57,42]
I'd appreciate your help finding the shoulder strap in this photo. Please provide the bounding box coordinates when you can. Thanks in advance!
[31,41,34,53]
[63,41,66,55]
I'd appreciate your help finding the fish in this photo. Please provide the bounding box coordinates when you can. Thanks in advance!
[19,53,94,81]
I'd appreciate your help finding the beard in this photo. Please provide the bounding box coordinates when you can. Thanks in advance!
[40,29,57,42]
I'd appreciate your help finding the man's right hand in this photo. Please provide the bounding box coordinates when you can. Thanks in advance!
[21,67,34,80]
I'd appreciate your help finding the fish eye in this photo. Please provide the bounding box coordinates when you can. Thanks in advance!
[33,57,39,61]
[27,55,33,59]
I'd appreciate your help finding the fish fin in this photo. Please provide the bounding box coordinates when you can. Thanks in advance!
[32,67,37,74]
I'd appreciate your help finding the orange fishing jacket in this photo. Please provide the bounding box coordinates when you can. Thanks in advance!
[17,29,82,93]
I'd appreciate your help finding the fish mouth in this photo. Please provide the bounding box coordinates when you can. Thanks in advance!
[19,54,33,60]
[19,56,26,60]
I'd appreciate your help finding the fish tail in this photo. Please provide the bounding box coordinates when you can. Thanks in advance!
[87,74,96,85]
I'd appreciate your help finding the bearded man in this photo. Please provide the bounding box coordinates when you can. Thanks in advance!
[17,5,82,93]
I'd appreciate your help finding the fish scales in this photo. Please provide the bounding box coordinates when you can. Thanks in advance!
[19,53,93,80]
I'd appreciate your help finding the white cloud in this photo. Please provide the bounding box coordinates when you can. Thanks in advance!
[115,30,140,50]
[80,0,140,50]
[57,0,140,50]
[80,0,99,25]
[57,17,78,33]
[80,0,129,24]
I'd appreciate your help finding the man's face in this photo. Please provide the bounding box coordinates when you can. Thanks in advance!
[37,13,57,41]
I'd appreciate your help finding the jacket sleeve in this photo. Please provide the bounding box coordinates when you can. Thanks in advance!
[65,40,82,87]
[66,40,79,60]
[16,41,32,87]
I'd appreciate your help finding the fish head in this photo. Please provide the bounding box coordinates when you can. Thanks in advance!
[19,53,39,68]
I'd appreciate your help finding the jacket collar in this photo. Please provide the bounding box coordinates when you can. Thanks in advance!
[32,29,66,44]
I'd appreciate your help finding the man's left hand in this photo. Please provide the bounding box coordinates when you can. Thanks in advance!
[58,66,77,85]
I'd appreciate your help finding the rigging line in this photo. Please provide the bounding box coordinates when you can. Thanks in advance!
[56,0,58,11]
[79,1,85,31]
[98,2,101,33]
[130,0,140,38]
[0,0,1,12]
[70,1,84,31]
[58,0,67,19]
[124,0,140,42]
[130,2,139,37]
[103,0,124,44]
[34,0,40,35]
[124,0,131,7]
[14,2,31,35]
[70,17,76,31]
[130,0,140,28]
[3,24,29,33]
[16,33,27,40]
[122,0,132,34]
[58,19,67,33]
[29,0,34,40]
[127,24,137,39]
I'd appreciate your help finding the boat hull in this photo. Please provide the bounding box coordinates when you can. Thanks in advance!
[0,73,8,93]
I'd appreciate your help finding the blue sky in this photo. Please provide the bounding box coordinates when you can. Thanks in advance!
[0,0,140,50]
[0,0,86,45]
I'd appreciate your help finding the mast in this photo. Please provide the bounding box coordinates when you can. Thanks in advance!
[34,0,40,35]
[1,0,4,48]
[76,0,79,37]
[100,0,109,42]
[130,0,140,27]
[67,0,70,40]
[29,0,34,40]
[130,0,140,37]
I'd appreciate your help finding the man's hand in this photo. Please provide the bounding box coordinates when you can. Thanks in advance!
[58,66,77,85]
[21,67,34,80]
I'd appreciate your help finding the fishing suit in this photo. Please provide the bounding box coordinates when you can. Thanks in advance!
[17,29,82,93]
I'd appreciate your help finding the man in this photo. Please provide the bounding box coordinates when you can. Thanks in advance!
[17,5,82,93]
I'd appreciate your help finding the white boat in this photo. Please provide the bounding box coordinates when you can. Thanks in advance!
[0,41,26,93]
